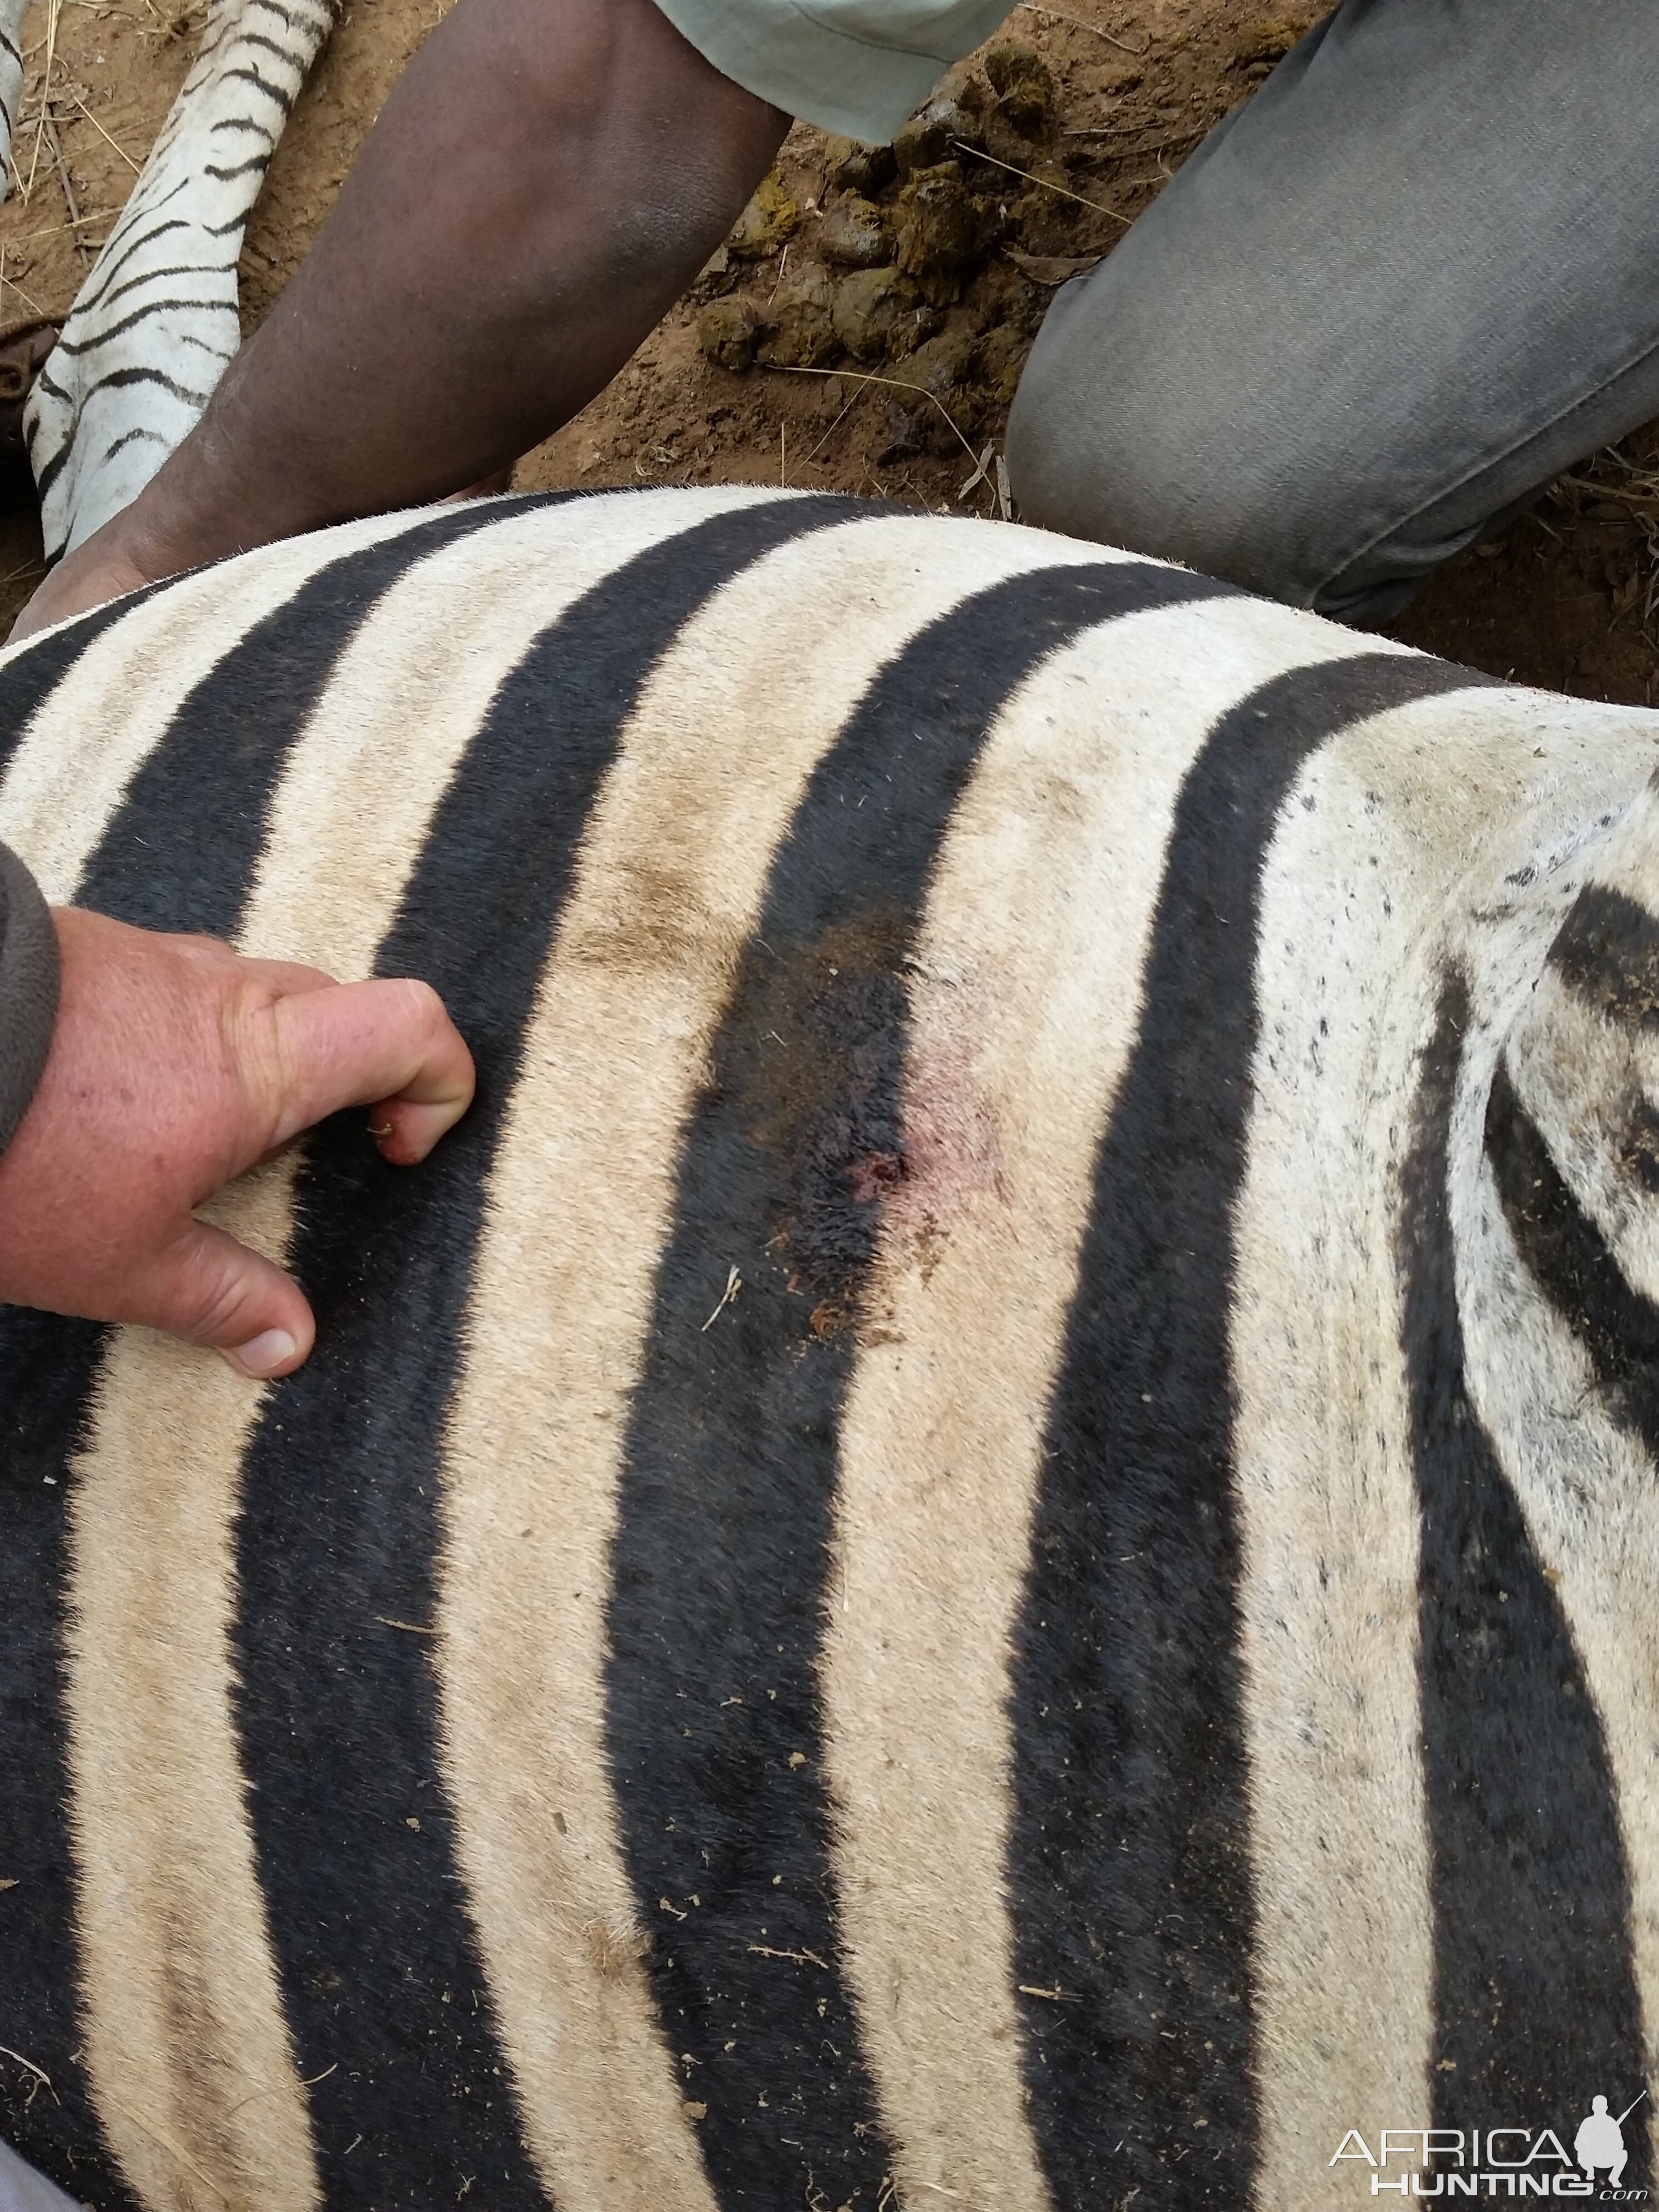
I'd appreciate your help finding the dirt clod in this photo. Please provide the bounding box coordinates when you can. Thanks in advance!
[727,168,801,260]
[826,136,897,196]
[983,38,1057,137]
[755,268,839,369]
[818,193,890,269]
[697,295,762,373]
[831,264,935,361]
[893,159,993,307]
[893,81,987,177]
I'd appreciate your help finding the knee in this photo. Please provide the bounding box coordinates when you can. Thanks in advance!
[1004,259,1329,609]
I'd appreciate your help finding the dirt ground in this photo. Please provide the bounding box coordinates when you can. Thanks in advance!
[0,0,1656,707]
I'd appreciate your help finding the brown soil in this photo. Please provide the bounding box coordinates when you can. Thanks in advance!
[0,0,1655,708]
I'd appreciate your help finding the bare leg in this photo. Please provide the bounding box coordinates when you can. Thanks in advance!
[13,0,786,635]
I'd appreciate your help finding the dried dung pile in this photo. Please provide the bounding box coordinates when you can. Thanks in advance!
[693,41,1077,475]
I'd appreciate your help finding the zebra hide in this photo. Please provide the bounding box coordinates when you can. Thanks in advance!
[3,485,1658,2211]
[21,0,336,565]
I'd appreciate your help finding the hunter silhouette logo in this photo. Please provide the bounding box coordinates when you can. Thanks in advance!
[1576,2095,1645,2191]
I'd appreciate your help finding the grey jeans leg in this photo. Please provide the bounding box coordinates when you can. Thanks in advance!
[1006,0,1659,622]
[0,2141,80,2212]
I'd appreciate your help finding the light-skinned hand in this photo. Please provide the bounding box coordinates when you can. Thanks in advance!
[0,907,474,1376]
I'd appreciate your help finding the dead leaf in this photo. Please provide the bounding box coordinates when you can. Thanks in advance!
[1006,248,1103,285]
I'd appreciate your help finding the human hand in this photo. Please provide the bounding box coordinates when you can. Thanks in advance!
[0,908,474,1375]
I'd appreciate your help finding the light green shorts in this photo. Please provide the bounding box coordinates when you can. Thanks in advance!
[653,0,1011,142]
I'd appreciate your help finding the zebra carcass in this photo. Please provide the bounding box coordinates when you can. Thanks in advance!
[1,485,1657,2212]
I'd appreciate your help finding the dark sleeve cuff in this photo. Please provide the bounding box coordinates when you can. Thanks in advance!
[0,843,59,1159]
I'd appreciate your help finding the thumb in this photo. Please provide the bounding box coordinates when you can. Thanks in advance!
[130,1215,318,1379]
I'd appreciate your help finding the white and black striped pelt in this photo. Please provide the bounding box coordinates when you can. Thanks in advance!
[2,486,1659,2210]
[20,0,335,563]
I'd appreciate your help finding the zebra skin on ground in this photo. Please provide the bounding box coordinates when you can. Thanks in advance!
[2,484,1658,2211]
[19,0,336,564]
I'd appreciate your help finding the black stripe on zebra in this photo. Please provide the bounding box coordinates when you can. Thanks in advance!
[57,210,192,321]
[0,504,526,2205]
[32,361,210,511]
[605,556,1238,2211]
[227,495,860,2212]
[1547,879,1659,1033]
[1485,1055,1659,1461]
[54,300,240,359]
[0,590,188,2208]
[1011,651,1494,2209]
[221,64,299,113]
[74,500,519,936]
[203,155,273,183]
[0,1315,134,2211]
[1408,987,1643,2166]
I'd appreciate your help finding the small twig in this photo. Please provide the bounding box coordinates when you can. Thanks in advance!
[800,390,858,467]
[748,1943,830,1968]
[701,1264,742,1333]
[41,114,88,264]
[958,439,994,501]
[952,139,1130,224]
[374,1616,437,1635]
[763,361,981,468]
[1065,121,1206,148]
[1018,0,1148,53]
[67,93,142,174]
[4,207,116,241]
[1559,472,1659,509]
[0,265,47,313]
[1019,1982,1082,2001]
[23,0,66,205]
[224,2062,336,2122]
[779,421,787,487]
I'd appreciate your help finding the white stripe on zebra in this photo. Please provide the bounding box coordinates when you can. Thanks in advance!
[0,508,438,898]
[26,0,335,561]
[65,1182,320,2212]
[57,491,733,2212]
[822,591,1364,2212]
[434,512,1127,2212]
[1233,682,1659,2204]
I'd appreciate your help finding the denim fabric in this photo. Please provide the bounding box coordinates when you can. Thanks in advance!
[1006,0,1659,621]
[0,2141,79,2212]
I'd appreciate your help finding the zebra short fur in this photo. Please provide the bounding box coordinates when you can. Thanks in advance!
[20,0,336,563]
[2,484,1658,2210]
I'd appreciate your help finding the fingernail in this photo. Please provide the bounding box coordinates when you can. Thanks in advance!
[221,1329,297,1379]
